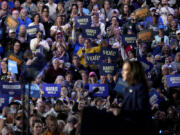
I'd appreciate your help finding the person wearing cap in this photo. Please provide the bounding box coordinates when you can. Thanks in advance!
[63,115,78,135]
[88,71,98,84]
[3,28,18,53]
[144,7,164,27]
[171,30,180,49]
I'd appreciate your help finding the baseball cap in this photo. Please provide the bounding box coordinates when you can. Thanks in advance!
[176,30,180,35]
[9,28,16,33]
[158,25,164,30]
[150,7,156,11]
[89,71,97,77]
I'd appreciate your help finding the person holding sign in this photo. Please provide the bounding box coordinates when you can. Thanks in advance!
[28,13,45,36]
[77,39,101,67]
[121,60,152,135]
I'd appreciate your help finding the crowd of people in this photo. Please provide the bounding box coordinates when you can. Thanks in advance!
[0,0,180,135]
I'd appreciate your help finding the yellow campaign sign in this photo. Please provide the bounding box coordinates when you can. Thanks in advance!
[8,54,22,65]
[137,30,153,42]
[135,6,150,20]
[5,15,19,29]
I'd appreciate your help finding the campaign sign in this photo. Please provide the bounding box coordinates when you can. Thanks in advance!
[137,56,153,74]
[89,84,108,97]
[0,81,22,97]
[99,63,117,75]
[8,54,22,65]
[0,28,3,40]
[75,16,91,28]
[135,6,150,20]
[5,15,19,29]
[149,89,162,107]
[114,78,128,95]
[82,26,100,39]
[85,53,101,65]
[122,34,137,47]
[137,30,153,42]
[8,60,18,74]
[27,25,39,39]
[0,94,9,110]
[100,47,118,61]
[166,74,180,87]
[25,84,40,98]
[42,84,61,98]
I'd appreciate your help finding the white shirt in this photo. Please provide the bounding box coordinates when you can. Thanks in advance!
[30,38,50,52]
[45,3,57,17]
[50,25,64,34]
[160,6,174,25]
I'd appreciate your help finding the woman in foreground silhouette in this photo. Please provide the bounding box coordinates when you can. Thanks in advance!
[121,60,152,135]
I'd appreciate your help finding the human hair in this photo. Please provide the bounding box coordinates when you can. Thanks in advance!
[1,126,14,135]
[56,2,64,13]
[42,5,49,13]
[32,13,40,22]
[32,119,43,127]
[123,60,148,87]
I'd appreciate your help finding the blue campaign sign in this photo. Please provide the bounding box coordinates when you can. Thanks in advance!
[114,78,128,95]
[137,56,153,74]
[100,47,118,61]
[166,74,180,87]
[25,84,40,98]
[85,53,101,65]
[122,34,137,47]
[0,94,9,110]
[82,26,100,39]
[26,25,39,39]
[99,63,117,75]
[89,84,108,97]
[42,84,61,98]
[149,89,162,107]
[0,81,22,97]
[8,59,18,74]
[0,62,1,75]
[75,16,91,28]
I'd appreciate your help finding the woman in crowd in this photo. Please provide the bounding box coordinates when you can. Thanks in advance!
[28,13,46,36]
[52,2,66,21]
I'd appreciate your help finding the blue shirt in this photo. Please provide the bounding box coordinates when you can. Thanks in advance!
[73,42,84,55]
[17,17,32,33]
[144,16,164,27]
